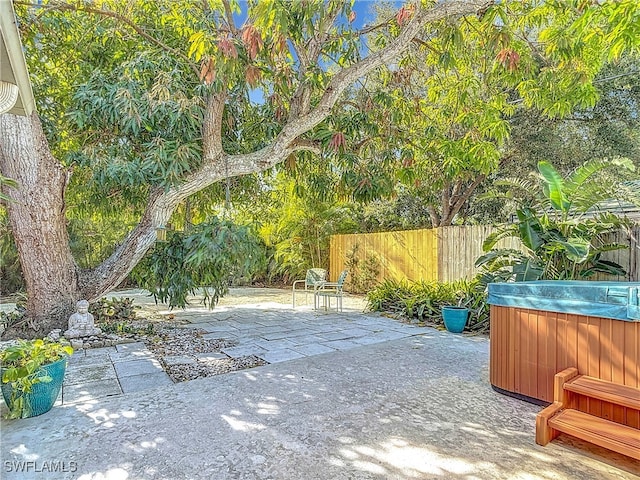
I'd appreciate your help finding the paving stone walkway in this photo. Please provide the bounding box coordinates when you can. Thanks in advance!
[56,289,432,405]
[63,342,172,404]
[190,309,431,364]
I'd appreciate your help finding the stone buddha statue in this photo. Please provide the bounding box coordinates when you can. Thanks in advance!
[64,300,102,338]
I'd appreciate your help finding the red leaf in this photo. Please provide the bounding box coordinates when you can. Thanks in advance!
[199,60,209,81]
[273,34,288,57]
[402,157,414,168]
[218,37,238,59]
[496,48,520,72]
[200,58,216,85]
[396,5,415,26]
[241,25,263,61]
[348,11,356,24]
[245,65,261,87]
[329,132,346,151]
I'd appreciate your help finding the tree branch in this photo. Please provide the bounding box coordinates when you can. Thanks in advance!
[84,0,494,296]
[222,0,238,34]
[20,0,201,77]
[449,174,486,221]
[427,205,441,227]
[283,0,493,141]
[289,138,322,155]
[202,92,228,159]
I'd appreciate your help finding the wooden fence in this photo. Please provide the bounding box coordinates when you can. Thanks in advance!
[329,225,640,283]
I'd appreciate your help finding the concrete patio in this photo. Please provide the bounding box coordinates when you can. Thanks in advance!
[1,288,638,479]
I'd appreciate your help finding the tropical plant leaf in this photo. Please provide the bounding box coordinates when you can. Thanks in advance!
[512,260,544,281]
[555,237,590,263]
[538,161,569,211]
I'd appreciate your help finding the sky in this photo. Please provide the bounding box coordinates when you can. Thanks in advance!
[239,0,400,104]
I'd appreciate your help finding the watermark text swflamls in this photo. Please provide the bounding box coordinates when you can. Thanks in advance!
[4,460,78,473]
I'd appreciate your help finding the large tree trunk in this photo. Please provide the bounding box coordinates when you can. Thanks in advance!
[0,114,79,336]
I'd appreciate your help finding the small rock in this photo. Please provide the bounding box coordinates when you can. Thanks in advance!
[47,329,62,341]
[70,339,84,350]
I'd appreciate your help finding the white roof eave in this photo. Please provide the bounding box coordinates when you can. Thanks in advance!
[0,1,35,116]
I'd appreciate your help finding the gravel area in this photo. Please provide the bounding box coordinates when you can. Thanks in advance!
[144,326,267,382]
[145,327,236,355]
[164,355,268,382]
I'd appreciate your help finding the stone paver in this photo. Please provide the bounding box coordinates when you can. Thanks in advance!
[321,339,366,351]
[315,330,354,341]
[64,363,117,385]
[163,355,197,366]
[287,333,327,345]
[108,349,156,363]
[291,343,336,356]
[260,330,294,340]
[113,358,165,378]
[63,379,122,404]
[336,327,374,337]
[221,344,267,358]
[202,332,237,340]
[196,352,228,361]
[118,372,174,393]
[258,348,305,363]
[253,338,298,350]
[350,335,387,345]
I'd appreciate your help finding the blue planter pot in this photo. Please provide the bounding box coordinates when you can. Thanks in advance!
[442,306,469,333]
[1,357,68,418]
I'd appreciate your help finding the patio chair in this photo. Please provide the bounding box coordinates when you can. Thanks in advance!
[292,268,327,308]
[315,270,349,312]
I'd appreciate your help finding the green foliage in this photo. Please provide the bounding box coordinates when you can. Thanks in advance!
[131,217,264,308]
[89,297,138,324]
[344,243,380,294]
[0,174,18,203]
[477,160,633,281]
[99,321,155,336]
[0,339,73,419]
[354,192,435,232]
[367,278,489,332]
[304,1,640,225]
[9,0,640,307]
[234,175,359,283]
[0,213,24,295]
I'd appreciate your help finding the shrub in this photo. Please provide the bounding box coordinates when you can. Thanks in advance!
[130,217,265,308]
[89,297,138,324]
[367,278,489,332]
[344,243,380,293]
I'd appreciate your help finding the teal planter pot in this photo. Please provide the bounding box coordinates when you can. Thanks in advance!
[1,356,68,418]
[442,306,469,333]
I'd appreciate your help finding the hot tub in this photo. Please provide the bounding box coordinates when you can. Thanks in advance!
[488,281,640,406]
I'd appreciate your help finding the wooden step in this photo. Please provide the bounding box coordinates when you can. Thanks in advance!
[548,409,640,460]
[565,375,640,411]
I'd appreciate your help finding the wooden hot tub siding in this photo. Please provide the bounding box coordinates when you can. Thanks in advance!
[490,305,639,428]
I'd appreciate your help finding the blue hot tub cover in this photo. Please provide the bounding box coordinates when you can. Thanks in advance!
[487,281,640,322]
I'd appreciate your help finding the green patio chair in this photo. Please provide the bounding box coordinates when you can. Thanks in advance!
[315,270,349,312]
[292,268,327,308]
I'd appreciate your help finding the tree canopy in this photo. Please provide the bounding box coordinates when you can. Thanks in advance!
[2,0,640,335]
